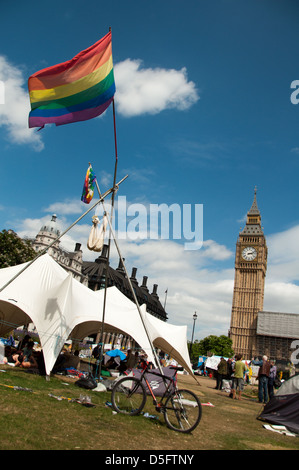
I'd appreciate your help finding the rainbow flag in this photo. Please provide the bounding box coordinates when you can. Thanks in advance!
[81,165,96,204]
[28,31,115,128]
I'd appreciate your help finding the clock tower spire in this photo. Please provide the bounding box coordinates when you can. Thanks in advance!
[242,186,262,233]
[229,188,268,358]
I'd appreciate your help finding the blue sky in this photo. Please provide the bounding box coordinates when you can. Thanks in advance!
[1,1,299,342]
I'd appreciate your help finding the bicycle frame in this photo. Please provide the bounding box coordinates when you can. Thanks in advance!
[135,363,181,410]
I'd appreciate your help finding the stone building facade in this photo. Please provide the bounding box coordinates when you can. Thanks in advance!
[31,214,88,286]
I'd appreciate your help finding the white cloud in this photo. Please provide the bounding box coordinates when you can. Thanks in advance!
[0,55,199,150]
[114,59,199,117]
[44,200,85,216]
[264,282,299,314]
[16,217,48,239]
[201,239,233,261]
[262,224,299,316]
[0,55,44,151]
[266,225,299,283]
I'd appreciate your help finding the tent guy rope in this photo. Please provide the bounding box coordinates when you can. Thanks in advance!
[93,176,164,375]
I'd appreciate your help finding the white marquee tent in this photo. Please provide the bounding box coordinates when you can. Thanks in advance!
[0,254,193,376]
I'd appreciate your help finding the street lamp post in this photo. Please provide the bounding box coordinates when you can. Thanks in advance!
[189,311,198,359]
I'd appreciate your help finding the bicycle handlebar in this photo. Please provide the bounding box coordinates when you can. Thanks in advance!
[169,365,184,372]
[140,362,184,381]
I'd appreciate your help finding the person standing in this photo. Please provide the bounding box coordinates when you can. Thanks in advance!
[226,358,233,380]
[215,357,228,390]
[268,360,277,400]
[232,354,248,400]
[256,355,271,403]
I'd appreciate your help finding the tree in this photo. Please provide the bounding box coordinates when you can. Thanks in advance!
[190,335,234,359]
[0,230,36,268]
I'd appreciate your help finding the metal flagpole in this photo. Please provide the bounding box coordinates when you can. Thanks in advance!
[164,289,168,310]
[91,51,163,372]
[91,28,120,377]
[95,31,119,372]
[96,96,119,377]
[0,175,128,293]
[92,66,163,374]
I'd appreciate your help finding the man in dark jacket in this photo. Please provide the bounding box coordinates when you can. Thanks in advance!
[252,355,271,403]
[215,357,228,390]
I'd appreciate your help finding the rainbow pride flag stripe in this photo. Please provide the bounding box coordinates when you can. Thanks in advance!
[81,165,96,204]
[28,31,115,128]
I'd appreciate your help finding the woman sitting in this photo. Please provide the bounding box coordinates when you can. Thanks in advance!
[19,340,38,369]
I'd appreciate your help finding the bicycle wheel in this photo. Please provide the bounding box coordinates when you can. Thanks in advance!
[111,376,147,416]
[164,388,202,433]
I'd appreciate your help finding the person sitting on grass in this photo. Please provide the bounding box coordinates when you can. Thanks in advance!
[19,340,38,369]
[3,352,23,366]
[17,334,31,351]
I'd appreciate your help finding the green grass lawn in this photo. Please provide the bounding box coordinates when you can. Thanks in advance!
[0,366,298,451]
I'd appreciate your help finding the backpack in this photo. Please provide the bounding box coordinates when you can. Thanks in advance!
[75,373,97,390]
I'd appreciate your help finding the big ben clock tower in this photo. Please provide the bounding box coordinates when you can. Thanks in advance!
[229,188,268,358]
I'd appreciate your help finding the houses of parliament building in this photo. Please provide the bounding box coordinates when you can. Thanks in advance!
[229,189,299,362]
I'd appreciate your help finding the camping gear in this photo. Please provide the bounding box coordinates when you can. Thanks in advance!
[258,374,299,434]
[49,393,96,407]
[106,349,126,361]
[0,383,33,392]
[75,373,97,390]
[263,424,297,437]
[87,214,108,252]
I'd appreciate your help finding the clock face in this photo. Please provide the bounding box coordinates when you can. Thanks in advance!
[242,246,257,261]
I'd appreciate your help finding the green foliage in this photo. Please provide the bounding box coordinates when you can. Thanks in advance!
[190,335,234,359]
[0,230,36,268]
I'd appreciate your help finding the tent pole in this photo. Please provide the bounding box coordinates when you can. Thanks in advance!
[0,176,128,293]
[93,176,163,374]
[103,204,163,374]
[107,215,163,374]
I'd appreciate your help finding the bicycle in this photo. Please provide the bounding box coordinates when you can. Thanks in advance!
[111,363,202,433]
